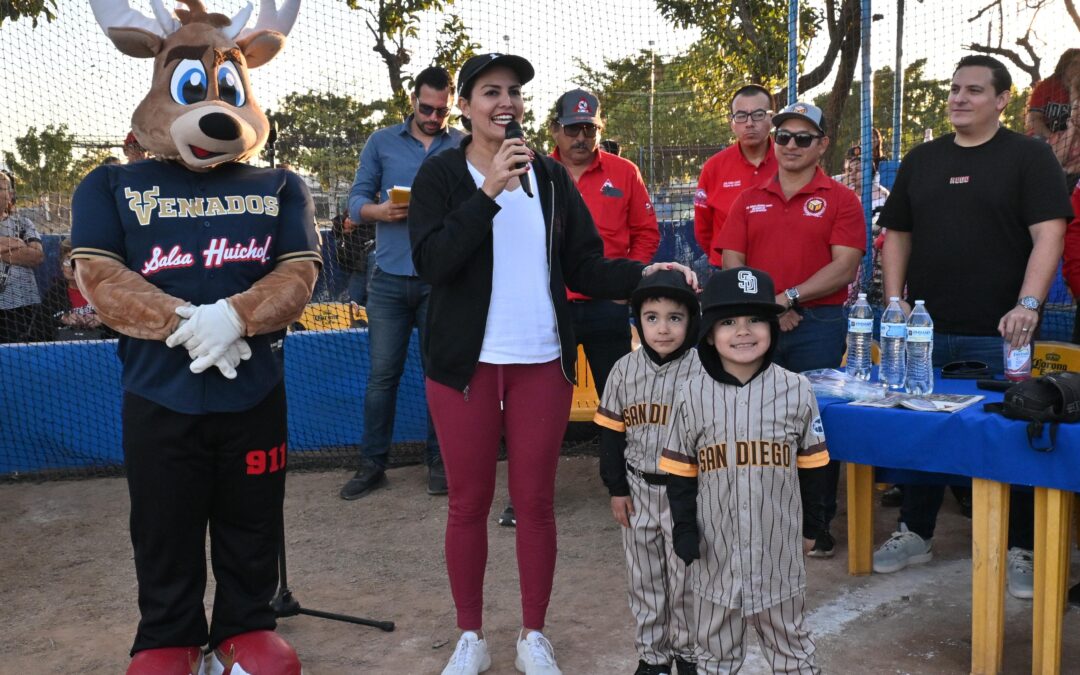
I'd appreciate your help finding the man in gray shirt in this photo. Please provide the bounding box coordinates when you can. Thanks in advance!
[340,67,464,500]
[0,171,45,343]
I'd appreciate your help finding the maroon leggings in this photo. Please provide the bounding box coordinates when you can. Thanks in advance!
[426,359,572,631]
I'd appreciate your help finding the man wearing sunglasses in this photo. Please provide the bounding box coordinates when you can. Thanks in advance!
[720,102,866,559]
[341,66,463,501]
[694,84,780,268]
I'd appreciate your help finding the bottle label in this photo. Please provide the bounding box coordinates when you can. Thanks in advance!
[848,318,873,333]
[881,322,906,339]
[907,326,933,342]
[1005,343,1032,381]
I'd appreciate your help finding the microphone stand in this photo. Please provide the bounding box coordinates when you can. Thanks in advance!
[271,515,395,632]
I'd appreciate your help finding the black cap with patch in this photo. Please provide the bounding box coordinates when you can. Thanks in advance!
[457,53,535,97]
[632,269,700,366]
[698,266,785,384]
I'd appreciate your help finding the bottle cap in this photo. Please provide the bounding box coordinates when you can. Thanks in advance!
[858,292,867,299]
[914,299,925,304]
[889,296,899,301]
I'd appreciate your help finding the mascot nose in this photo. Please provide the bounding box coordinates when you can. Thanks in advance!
[199,112,243,141]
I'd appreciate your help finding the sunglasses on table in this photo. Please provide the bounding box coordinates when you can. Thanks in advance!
[774,130,824,147]
[561,123,599,138]
[417,103,451,118]
[729,108,771,123]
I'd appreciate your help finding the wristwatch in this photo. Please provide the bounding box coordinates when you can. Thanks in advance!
[784,287,800,309]
[1017,296,1041,312]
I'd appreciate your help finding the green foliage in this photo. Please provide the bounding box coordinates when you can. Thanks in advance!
[655,0,823,95]
[265,91,392,192]
[431,14,479,79]
[0,0,57,27]
[815,59,951,171]
[3,125,87,200]
[574,50,731,187]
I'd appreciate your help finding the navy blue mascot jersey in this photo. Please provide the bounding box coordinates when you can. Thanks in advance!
[71,160,322,414]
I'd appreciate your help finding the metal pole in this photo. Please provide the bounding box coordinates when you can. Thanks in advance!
[649,41,656,191]
[788,0,799,102]
[859,0,874,291]
[892,0,904,160]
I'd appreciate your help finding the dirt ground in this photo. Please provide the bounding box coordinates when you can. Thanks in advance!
[3,456,1080,674]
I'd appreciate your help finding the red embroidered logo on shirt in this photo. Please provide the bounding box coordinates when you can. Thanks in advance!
[803,197,826,217]
[694,188,708,207]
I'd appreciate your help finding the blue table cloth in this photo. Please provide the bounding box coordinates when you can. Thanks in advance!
[818,371,1080,492]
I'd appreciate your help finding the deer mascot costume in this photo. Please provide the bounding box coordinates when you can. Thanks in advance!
[71,1,317,672]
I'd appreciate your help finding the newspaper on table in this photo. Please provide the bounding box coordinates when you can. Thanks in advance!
[849,392,984,413]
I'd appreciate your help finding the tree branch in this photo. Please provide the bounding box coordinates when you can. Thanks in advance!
[966,41,1040,85]
[1066,0,1080,32]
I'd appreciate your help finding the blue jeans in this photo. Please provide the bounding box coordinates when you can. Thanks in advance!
[773,305,846,374]
[901,333,1032,548]
[569,300,631,398]
[773,305,846,538]
[347,251,376,307]
[362,265,439,468]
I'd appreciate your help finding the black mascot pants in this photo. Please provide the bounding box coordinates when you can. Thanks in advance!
[123,382,287,654]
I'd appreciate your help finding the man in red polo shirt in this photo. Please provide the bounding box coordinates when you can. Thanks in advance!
[550,88,660,397]
[694,84,779,267]
[721,101,865,559]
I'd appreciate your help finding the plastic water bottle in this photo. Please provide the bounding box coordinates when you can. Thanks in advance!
[905,300,934,395]
[846,293,874,381]
[879,296,907,390]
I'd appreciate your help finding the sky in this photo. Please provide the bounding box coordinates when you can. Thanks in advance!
[0,0,1076,162]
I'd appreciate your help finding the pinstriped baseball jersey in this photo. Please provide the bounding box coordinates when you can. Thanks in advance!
[594,348,702,471]
[658,364,828,614]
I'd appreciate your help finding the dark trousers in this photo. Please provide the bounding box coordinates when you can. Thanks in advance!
[124,383,288,654]
[569,299,632,398]
[899,333,1033,547]
[773,305,847,539]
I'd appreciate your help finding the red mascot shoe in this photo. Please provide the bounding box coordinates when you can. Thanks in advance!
[208,631,302,675]
[127,646,206,674]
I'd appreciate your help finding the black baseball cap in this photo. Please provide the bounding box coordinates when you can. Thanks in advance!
[631,268,699,316]
[699,266,785,339]
[457,53,535,97]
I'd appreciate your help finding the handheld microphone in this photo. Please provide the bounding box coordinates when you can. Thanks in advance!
[504,120,533,198]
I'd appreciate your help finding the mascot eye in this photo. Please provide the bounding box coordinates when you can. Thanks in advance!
[217,62,246,107]
[170,59,208,105]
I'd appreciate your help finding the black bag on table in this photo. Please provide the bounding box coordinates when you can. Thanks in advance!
[983,372,1080,451]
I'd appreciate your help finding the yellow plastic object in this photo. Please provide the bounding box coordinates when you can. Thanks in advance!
[569,345,600,422]
[292,302,368,331]
[840,340,881,367]
[1032,341,1080,376]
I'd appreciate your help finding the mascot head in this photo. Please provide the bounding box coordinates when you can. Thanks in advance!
[90,0,299,171]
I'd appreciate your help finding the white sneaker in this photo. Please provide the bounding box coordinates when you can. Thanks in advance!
[441,631,491,675]
[1007,547,1034,599]
[872,522,932,574]
[515,630,562,674]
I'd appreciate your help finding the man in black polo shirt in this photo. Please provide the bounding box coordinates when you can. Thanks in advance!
[875,55,1071,599]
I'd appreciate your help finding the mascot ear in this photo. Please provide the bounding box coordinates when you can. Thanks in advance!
[238,30,286,69]
[106,27,163,59]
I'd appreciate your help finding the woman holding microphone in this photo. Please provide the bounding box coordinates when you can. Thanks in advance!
[409,53,695,674]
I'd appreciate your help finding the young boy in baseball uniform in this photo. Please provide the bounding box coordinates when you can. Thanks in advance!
[594,269,702,675]
[660,266,828,674]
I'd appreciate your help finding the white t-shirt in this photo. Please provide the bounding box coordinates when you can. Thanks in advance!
[466,162,560,364]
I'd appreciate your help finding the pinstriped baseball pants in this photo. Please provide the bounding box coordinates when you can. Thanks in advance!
[622,470,696,665]
[694,593,818,674]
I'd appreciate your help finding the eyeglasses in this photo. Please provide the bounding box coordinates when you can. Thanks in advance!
[730,108,770,123]
[561,124,599,138]
[774,130,824,148]
[417,103,451,118]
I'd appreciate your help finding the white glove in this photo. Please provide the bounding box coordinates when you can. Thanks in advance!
[209,337,253,379]
[165,299,245,374]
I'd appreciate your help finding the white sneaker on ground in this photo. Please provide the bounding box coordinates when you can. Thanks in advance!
[441,631,491,675]
[1007,547,1034,599]
[515,630,562,674]
[872,522,932,574]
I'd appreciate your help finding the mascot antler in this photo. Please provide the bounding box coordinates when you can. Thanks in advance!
[88,0,301,170]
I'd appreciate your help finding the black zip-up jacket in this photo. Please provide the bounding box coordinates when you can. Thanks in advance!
[409,136,645,391]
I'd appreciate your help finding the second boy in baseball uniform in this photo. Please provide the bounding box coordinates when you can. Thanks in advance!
[660,267,828,674]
